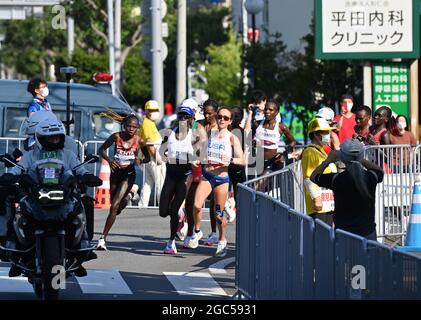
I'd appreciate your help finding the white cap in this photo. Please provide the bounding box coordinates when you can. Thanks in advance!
[316,107,335,121]
[180,98,199,112]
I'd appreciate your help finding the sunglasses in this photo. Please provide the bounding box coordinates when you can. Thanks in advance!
[177,113,192,120]
[217,115,231,121]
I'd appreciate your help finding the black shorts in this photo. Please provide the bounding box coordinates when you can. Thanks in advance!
[166,164,191,181]
[110,166,136,186]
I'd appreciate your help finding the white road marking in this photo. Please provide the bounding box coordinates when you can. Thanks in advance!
[208,257,235,274]
[0,267,34,293]
[76,269,132,295]
[164,272,228,297]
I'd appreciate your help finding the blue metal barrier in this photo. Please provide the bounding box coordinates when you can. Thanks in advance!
[314,220,335,299]
[235,168,421,300]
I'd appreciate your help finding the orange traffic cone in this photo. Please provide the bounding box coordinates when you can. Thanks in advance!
[94,159,111,209]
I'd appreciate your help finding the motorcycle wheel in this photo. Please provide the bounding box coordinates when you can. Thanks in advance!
[42,237,61,300]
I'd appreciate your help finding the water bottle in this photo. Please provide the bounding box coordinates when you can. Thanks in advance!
[216,204,224,224]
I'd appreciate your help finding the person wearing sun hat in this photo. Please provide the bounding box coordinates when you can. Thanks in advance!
[316,107,340,154]
[301,117,337,225]
[139,100,166,207]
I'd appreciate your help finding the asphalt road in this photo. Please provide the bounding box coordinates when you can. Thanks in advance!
[0,207,237,300]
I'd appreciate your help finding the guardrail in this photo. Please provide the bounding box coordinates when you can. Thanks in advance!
[235,163,421,299]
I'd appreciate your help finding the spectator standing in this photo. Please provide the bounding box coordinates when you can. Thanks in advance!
[316,107,340,154]
[244,90,267,131]
[390,114,417,172]
[139,100,166,207]
[335,94,356,143]
[353,105,375,145]
[301,118,337,225]
[311,139,384,240]
[27,77,52,117]
[370,106,399,145]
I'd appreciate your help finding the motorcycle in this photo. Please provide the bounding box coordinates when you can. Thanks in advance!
[0,152,102,300]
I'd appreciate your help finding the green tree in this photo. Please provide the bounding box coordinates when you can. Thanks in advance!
[198,31,242,106]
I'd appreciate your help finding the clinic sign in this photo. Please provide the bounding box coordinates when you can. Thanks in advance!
[372,63,410,117]
[315,0,420,59]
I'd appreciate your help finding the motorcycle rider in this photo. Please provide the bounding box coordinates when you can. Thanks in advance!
[1,118,100,277]
[20,110,79,154]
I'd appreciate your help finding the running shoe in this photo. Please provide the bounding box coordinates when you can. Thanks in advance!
[187,230,203,249]
[96,237,107,251]
[176,221,188,241]
[203,232,218,246]
[163,240,177,254]
[183,236,192,248]
[215,240,227,257]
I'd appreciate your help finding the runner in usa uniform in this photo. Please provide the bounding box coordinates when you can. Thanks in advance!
[96,114,150,251]
[188,107,245,257]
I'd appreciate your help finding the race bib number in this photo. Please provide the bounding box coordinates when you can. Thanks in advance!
[320,188,334,212]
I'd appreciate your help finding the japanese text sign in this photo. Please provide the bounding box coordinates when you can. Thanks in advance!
[373,63,410,117]
[315,0,420,59]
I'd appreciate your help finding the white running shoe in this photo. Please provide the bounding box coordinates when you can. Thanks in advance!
[163,240,177,254]
[183,236,192,248]
[215,240,227,257]
[96,237,107,251]
[187,230,203,249]
[203,232,218,246]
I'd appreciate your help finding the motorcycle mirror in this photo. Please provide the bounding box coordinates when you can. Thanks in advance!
[84,154,99,164]
[0,154,17,168]
[12,148,23,160]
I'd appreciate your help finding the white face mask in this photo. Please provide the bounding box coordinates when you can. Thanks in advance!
[398,122,406,130]
[41,87,49,98]
[105,123,114,131]
[149,111,160,122]
[321,134,331,145]
[346,102,353,112]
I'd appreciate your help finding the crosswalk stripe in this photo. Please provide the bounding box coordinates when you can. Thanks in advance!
[0,267,33,293]
[75,269,133,295]
[208,257,235,274]
[164,272,228,297]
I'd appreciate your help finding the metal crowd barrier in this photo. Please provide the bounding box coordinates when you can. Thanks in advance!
[235,165,421,300]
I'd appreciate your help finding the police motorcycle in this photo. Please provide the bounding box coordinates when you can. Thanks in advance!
[0,127,102,300]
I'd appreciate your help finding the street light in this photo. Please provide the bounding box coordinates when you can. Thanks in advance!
[245,0,264,90]
[245,0,264,44]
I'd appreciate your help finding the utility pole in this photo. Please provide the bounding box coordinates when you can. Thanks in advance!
[107,0,116,95]
[151,0,164,118]
[67,15,74,61]
[176,0,187,106]
[115,0,121,92]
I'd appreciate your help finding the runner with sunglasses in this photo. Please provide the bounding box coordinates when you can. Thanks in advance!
[184,99,219,248]
[188,108,245,257]
[158,105,202,254]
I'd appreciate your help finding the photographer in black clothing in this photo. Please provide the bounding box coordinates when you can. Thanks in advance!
[310,138,384,240]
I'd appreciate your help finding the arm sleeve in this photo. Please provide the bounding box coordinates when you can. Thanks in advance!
[26,102,39,115]
[369,168,384,183]
[314,173,335,189]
